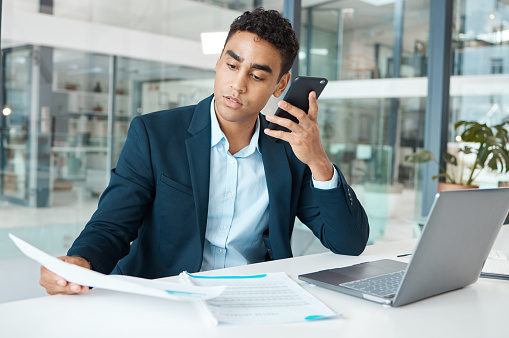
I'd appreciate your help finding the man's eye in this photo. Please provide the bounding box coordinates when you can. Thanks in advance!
[227,63,237,70]
[252,74,264,81]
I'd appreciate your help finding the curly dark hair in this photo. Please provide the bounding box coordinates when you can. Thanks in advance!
[225,7,299,80]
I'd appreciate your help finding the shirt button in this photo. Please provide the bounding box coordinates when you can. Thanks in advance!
[218,249,224,253]
[221,225,227,229]
[228,192,234,198]
[230,158,236,164]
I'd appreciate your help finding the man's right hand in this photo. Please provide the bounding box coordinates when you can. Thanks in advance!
[39,256,91,295]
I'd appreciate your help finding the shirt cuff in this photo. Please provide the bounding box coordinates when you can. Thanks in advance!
[312,166,340,190]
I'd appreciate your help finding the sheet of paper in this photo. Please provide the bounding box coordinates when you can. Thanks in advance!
[9,233,225,301]
[482,258,509,278]
[180,271,339,325]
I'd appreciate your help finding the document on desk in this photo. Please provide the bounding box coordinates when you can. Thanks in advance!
[179,271,339,326]
[9,234,225,301]
[481,258,509,280]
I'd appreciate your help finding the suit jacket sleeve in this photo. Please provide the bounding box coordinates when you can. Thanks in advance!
[297,164,369,256]
[67,116,156,274]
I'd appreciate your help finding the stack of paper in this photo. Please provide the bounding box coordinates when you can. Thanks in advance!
[481,258,509,280]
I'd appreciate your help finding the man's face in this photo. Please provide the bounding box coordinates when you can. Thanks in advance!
[213,31,290,128]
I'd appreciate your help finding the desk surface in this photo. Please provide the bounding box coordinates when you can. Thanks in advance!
[1,226,508,338]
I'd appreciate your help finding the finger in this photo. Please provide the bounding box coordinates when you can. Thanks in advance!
[265,113,297,131]
[40,264,88,295]
[40,267,67,294]
[46,281,88,295]
[40,265,65,287]
[264,128,292,143]
[307,91,319,121]
[278,100,307,122]
[68,283,90,294]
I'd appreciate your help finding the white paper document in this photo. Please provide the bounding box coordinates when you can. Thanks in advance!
[179,271,339,325]
[9,233,225,301]
[481,258,509,280]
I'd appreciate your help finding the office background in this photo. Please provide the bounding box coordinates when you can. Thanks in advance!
[1,0,508,303]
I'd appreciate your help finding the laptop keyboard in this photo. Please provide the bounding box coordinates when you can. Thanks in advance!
[340,270,405,298]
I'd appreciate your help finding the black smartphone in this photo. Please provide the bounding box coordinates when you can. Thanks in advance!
[267,76,328,131]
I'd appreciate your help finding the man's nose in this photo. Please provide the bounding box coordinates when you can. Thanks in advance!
[231,73,247,93]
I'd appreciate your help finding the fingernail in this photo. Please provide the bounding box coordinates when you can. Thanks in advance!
[57,279,65,286]
[280,101,287,108]
[266,114,273,120]
[71,285,80,293]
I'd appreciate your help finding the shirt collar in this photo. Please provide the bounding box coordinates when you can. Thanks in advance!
[210,98,261,157]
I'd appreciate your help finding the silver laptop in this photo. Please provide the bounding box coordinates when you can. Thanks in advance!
[299,188,509,307]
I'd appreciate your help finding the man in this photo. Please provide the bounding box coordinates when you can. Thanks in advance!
[40,8,369,295]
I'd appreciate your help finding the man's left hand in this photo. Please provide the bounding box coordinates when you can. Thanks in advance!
[264,91,333,181]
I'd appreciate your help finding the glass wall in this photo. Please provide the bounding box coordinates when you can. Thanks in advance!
[300,0,430,243]
[449,0,509,187]
[2,47,32,203]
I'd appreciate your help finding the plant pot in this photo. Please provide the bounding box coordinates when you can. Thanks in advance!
[437,182,478,192]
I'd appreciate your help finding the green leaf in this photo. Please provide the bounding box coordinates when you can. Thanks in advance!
[477,147,490,167]
[404,150,435,163]
[460,146,475,155]
[442,152,457,165]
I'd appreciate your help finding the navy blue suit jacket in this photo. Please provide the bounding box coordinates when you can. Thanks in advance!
[68,95,369,279]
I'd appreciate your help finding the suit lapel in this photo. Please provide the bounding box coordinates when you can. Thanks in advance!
[259,115,293,257]
[185,96,213,242]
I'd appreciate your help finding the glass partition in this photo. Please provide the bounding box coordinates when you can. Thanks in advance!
[111,57,216,167]
[299,0,430,243]
[449,0,509,188]
[300,0,430,80]
[1,46,33,203]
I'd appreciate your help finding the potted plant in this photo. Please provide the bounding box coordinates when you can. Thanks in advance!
[405,120,509,190]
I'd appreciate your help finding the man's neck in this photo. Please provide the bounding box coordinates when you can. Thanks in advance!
[217,117,257,155]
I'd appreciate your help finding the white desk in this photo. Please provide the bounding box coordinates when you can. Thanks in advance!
[1,226,508,338]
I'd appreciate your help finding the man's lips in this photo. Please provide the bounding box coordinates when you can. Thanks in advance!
[223,95,243,108]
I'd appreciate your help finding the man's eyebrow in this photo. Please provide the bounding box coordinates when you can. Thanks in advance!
[226,50,243,62]
[252,63,273,74]
[226,49,273,75]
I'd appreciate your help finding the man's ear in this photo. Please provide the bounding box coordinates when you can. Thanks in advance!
[273,72,291,98]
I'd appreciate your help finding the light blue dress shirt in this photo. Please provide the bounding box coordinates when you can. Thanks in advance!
[200,99,339,271]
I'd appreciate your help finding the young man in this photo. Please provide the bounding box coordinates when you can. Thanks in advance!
[40,8,369,295]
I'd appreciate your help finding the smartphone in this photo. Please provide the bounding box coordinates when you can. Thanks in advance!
[267,76,328,130]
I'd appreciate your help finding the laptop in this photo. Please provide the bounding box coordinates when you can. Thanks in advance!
[299,188,509,307]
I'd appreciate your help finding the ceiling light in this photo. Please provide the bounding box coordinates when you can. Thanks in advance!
[311,48,329,56]
[201,32,228,55]
[358,0,396,6]
[342,8,355,19]
[3,107,12,116]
